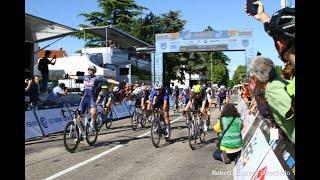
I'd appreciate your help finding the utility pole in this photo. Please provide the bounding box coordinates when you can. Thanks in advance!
[211,53,213,84]
[153,16,156,86]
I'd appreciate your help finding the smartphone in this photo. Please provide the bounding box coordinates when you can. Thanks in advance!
[246,0,258,16]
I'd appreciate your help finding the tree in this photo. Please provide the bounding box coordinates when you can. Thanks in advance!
[232,65,246,85]
[74,0,147,47]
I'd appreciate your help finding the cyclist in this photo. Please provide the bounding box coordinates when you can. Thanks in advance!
[183,84,208,132]
[147,82,170,137]
[172,85,180,112]
[69,65,108,130]
[217,85,228,110]
[95,84,112,113]
[206,87,213,126]
[181,86,191,106]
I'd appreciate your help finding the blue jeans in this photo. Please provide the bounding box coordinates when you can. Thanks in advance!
[41,72,49,92]
[213,149,241,162]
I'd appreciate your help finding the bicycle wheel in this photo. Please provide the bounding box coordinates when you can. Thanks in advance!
[96,112,103,131]
[85,119,98,146]
[188,120,196,150]
[140,114,147,128]
[199,121,206,143]
[131,110,138,130]
[150,115,161,148]
[105,111,113,129]
[63,121,79,153]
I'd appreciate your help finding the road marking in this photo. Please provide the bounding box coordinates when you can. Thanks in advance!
[44,115,184,180]
[44,145,123,180]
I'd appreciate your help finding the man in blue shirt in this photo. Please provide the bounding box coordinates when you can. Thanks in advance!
[147,82,170,137]
[46,83,68,102]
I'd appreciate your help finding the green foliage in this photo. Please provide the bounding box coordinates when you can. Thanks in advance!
[232,65,246,85]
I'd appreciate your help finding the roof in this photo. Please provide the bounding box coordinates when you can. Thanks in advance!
[37,49,67,59]
[82,26,153,49]
[25,13,79,43]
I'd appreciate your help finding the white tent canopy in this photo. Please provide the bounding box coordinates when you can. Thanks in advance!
[25,13,79,43]
[82,26,153,49]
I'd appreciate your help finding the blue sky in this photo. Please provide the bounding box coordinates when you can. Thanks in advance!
[26,0,295,78]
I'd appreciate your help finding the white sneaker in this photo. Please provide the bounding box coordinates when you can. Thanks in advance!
[165,128,170,138]
[204,123,208,132]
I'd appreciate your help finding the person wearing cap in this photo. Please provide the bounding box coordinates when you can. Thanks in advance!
[69,65,108,131]
[38,50,56,93]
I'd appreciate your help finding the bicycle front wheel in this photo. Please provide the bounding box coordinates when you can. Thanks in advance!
[131,111,138,130]
[188,121,196,150]
[63,121,79,153]
[199,121,206,143]
[151,116,161,148]
[85,120,98,146]
[105,111,113,129]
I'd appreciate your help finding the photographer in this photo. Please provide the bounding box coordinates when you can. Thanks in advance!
[46,83,68,103]
[38,50,56,93]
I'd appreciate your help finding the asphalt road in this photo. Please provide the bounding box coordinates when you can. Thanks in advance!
[25,102,237,180]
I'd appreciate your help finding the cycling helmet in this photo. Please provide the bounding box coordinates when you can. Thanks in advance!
[88,65,97,72]
[220,85,225,89]
[206,88,212,93]
[154,82,163,90]
[193,84,202,94]
[264,7,295,40]
[134,87,142,95]
[113,86,119,92]
[101,85,108,89]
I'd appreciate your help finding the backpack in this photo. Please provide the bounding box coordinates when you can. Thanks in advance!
[38,59,46,72]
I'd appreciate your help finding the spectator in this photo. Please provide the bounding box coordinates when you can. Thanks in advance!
[213,103,243,164]
[46,83,68,103]
[281,63,295,80]
[245,0,295,103]
[25,75,41,105]
[38,50,56,93]
[249,56,295,143]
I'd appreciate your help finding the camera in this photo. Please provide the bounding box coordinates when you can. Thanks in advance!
[246,0,258,16]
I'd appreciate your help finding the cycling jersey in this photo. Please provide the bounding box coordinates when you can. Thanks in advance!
[149,89,169,109]
[78,75,107,114]
[191,91,208,110]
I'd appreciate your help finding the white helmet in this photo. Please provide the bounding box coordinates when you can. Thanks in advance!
[220,85,225,89]
[206,88,212,93]
[134,87,142,95]
[154,82,163,90]
[113,86,119,92]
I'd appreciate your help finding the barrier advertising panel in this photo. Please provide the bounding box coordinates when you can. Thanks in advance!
[252,150,289,180]
[233,128,271,180]
[112,103,131,119]
[35,108,73,135]
[25,111,43,139]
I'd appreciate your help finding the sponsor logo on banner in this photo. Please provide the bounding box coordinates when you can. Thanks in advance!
[228,30,239,37]
[242,39,249,47]
[239,30,252,37]
[253,166,267,180]
[161,43,167,50]
[40,117,48,128]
